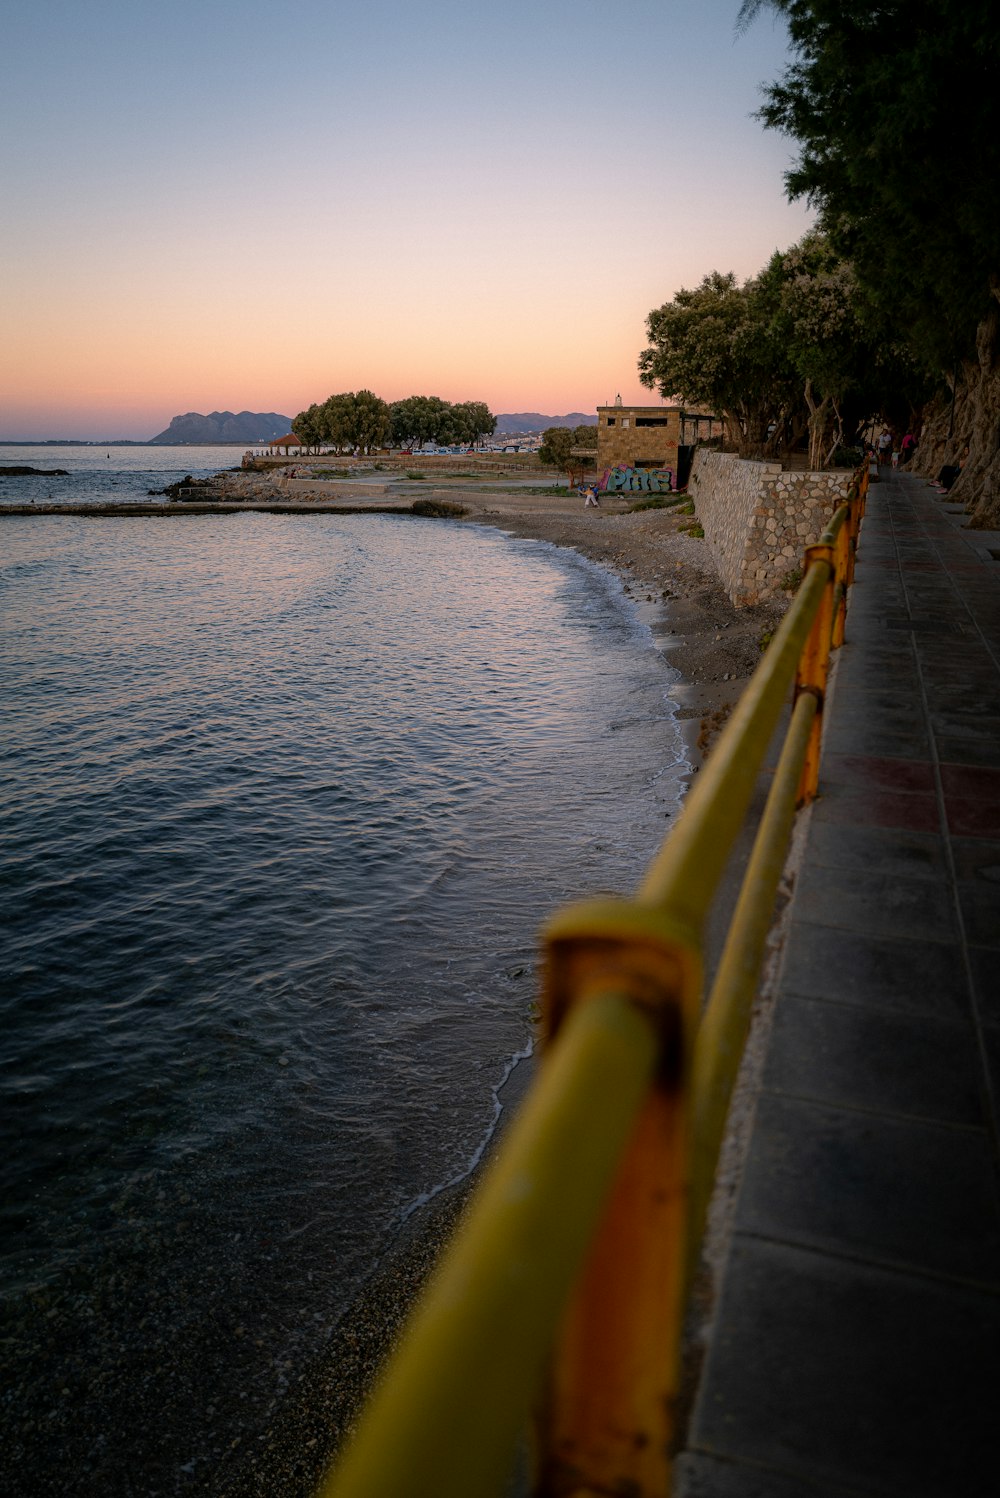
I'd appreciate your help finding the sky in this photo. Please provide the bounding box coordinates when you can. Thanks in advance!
[0,0,814,440]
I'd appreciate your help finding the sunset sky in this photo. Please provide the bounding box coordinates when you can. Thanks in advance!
[1,0,814,440]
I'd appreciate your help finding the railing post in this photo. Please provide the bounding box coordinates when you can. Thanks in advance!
[794,544,835,805]
[535,899,702,1498]
[846,479,860,589]
[831,511,851,649]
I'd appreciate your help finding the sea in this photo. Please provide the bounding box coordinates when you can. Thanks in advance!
[0,443,248,507]
[0,447,689,1494]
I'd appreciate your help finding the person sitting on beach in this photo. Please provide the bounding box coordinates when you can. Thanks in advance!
[583,484,600,507]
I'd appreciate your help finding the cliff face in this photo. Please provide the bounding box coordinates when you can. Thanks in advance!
[915,293,1000,529]
[149,411,293,444]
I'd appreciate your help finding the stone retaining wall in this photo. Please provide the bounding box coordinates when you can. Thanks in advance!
[690,450,853,605]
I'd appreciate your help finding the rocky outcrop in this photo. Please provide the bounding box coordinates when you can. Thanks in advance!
[148,411,293,445]
[913,294,1000,530]
[0,465,70,476]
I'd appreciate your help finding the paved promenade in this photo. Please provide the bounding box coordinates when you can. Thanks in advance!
[679,469,1000,1497]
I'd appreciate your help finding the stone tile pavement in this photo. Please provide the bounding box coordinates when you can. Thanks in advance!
[677,469,1000,1497]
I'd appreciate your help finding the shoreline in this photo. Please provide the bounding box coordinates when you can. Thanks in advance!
[4,480,786,762]
[457,487,786,765]
[6,474,786,1495]
[211,484,786,1496]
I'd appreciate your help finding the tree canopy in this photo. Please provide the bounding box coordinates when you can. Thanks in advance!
[538,425,598,484]
[638,232,925,464]
[302,390,390,453]
[736,0,1000,509]
[388,396,496,450]
[388,395,496,449]
[740,0,1000,371]
[639,268,799,454]
[293,393,495,454]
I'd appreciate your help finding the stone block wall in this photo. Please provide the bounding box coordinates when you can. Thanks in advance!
[690,449,853,606]
[596,406,682,473]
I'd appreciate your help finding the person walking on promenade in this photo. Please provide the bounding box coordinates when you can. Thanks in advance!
[900,431,916,466]
[877,427,893,466]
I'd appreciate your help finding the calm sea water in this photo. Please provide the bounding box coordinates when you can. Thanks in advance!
[0,444,248,505]
[0,495,687,1493]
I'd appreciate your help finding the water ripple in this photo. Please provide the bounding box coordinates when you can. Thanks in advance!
[0,511,686,1494]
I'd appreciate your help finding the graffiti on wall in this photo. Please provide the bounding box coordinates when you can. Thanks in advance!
[600,466,674,494]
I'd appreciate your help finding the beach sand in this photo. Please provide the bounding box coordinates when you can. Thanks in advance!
[212,480,789,1497]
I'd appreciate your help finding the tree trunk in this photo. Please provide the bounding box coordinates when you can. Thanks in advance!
[820,398,845,468]
[804,379,834,470]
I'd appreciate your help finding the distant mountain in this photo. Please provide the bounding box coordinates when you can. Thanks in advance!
[149,411,294,445]
[494,412,597,434]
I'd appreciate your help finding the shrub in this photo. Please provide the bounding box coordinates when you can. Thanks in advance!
[626,495,687,512]
[830,446,864,468]
[411,499,468,518]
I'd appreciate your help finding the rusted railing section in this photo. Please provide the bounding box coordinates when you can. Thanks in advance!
[318,465,868,1498]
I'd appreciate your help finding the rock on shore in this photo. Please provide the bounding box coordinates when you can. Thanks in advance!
[0,465,70,476]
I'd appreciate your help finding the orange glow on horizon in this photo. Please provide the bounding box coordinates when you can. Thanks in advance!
[1,3,814,440]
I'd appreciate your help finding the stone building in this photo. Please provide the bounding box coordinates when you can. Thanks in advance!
[596,399,721,488]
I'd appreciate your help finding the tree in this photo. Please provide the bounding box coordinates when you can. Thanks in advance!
[640,230,930,467]
[739,0,1000,515]
[389,396,496,449]
[316,391,389,453]
[764,234,871,469]
[538,426,594,487]
[451,401,497,448]
[389,395,450,449]
[538,426,574,472]
[291,403,325,453]
[349,389,391,452]
[639,269,798,455]
[320,393,356,453]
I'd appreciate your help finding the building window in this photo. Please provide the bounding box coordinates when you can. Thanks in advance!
[621,418,630,428]
[606,418,616,426]
[636,418,669,427]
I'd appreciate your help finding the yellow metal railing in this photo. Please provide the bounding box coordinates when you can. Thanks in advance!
[319,466,868,1498]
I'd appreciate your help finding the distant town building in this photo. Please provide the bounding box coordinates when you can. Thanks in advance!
[596,404,721,489]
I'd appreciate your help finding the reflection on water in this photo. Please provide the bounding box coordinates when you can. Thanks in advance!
[0,443,249,506]
[0,511,686,1494]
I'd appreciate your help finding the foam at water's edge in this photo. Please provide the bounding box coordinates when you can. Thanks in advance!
[397,1035,536,1223]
